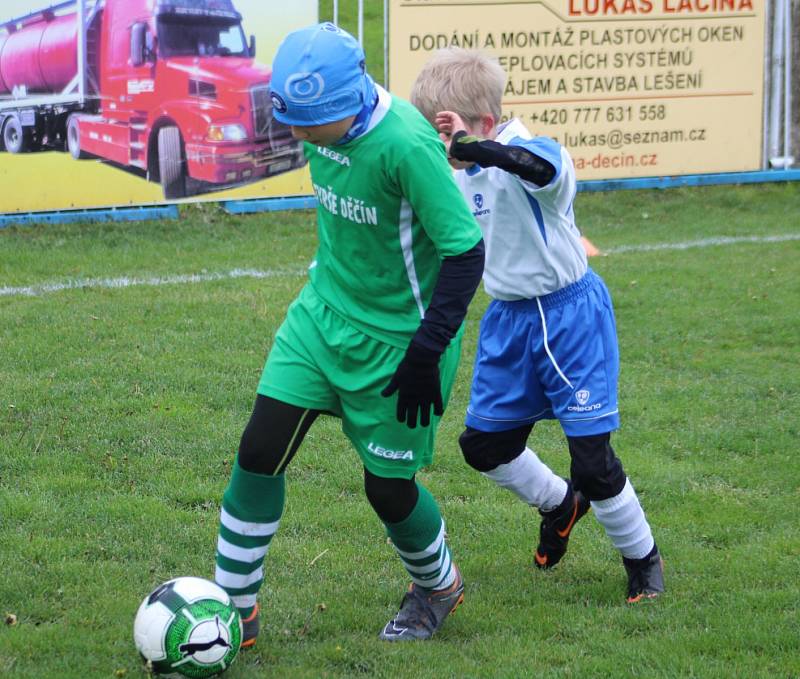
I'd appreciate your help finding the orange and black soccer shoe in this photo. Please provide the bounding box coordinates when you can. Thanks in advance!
[534,480,590,570]
[624,548,665,603]
[240,604,260,648]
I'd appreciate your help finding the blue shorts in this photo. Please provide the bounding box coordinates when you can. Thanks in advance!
[465,269,620,437]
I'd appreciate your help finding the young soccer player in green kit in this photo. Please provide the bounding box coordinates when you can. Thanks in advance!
[212,24,485,644]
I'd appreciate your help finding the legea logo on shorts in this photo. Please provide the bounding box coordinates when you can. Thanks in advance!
[575,389,590,405]
[367,442,414,461]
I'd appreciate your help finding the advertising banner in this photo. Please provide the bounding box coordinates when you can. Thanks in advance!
[0,0,317,214]
[389,0,766,180]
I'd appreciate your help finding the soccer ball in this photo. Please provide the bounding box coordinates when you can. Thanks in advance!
[133,577,242,678]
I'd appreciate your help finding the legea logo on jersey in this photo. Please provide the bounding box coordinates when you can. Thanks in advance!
[317,146,350,166]
[472,193,490,218]
[367,442,414,461]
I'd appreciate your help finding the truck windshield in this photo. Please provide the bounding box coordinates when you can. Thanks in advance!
[157,17,248,57]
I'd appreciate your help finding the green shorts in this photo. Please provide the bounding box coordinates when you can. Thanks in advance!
[257,285,462,479]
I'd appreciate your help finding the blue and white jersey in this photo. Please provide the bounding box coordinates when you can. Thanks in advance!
[453,119,587,300]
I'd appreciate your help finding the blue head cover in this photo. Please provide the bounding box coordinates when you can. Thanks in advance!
[269,23,376,127]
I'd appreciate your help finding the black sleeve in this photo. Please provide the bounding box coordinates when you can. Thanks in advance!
[450,130,556,187]
[410,238,485,356]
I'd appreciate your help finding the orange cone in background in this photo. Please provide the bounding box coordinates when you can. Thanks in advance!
[580,236,602,257]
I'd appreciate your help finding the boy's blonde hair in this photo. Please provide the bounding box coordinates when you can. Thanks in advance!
[410,48,506,126]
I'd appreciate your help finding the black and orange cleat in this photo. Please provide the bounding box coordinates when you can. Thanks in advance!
[240,604,260,649]
[534,481,590,570]
[624,548,665,603]
[379,565,465,641]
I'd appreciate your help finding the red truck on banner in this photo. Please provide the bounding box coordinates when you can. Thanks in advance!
[0,0,305,199]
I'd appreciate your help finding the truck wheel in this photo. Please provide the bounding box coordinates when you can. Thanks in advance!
[67,115,89,159]
[158,126,186,200]
[3,116,29,154]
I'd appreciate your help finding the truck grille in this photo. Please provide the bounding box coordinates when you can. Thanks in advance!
[251,85,271,139]
[251,84,301,156]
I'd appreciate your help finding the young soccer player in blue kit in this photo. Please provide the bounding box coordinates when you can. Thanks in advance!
[411,49,664,602]
[211,26,485,644]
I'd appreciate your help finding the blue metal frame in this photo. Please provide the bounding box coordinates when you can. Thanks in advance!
[577,169,800,193]
[0,205,179,229]
[1,170,797,228]
[222,170,800,215]
[222,195,317,214]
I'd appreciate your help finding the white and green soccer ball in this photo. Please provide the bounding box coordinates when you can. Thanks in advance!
[133,577,242,678]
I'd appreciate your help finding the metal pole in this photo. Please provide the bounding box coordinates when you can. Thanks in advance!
[77,0,86,103]
[384,0,389,88]
[358,0,364,45]
[762,0,771,168]
[768,0,784,164]
[333,0,339,26]
[782,0,793,168]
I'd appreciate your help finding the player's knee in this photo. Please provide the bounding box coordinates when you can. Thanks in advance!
[237,399,284,475]
[364,470,418,524]
[459,425,530,472]
[237,422,278,474]
[567,433,626,501]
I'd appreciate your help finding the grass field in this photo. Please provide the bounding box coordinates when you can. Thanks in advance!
[1,182,799,678]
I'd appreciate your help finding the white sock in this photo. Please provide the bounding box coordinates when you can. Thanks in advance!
[481,447,567,511]
[591,478,655,560]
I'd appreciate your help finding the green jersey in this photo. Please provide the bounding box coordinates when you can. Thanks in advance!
[305,88,482,349]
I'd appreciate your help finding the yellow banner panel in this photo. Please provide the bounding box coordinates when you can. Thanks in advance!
[389,0,765,179]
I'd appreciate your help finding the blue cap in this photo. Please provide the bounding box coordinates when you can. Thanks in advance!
[269,23,373,126]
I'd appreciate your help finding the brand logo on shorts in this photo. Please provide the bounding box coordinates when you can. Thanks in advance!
[568,389,602,413]
[367,442,414,461]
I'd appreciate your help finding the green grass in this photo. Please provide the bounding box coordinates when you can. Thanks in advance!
[1,182,800,678]
[319,1,386,85]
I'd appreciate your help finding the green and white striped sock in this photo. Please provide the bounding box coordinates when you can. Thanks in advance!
[214,460,285,617]
[385,483,456,591]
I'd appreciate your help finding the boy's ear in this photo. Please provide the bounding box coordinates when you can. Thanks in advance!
[480,114,496,136]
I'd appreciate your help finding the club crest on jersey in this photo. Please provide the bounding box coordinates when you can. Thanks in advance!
[472,193,490,217]
[575,389,590,405]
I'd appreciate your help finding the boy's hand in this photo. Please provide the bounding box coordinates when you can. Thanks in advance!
[381,342,444,429]
[435,111,468,157]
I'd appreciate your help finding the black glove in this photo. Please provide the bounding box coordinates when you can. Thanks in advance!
[381,341,444,429]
